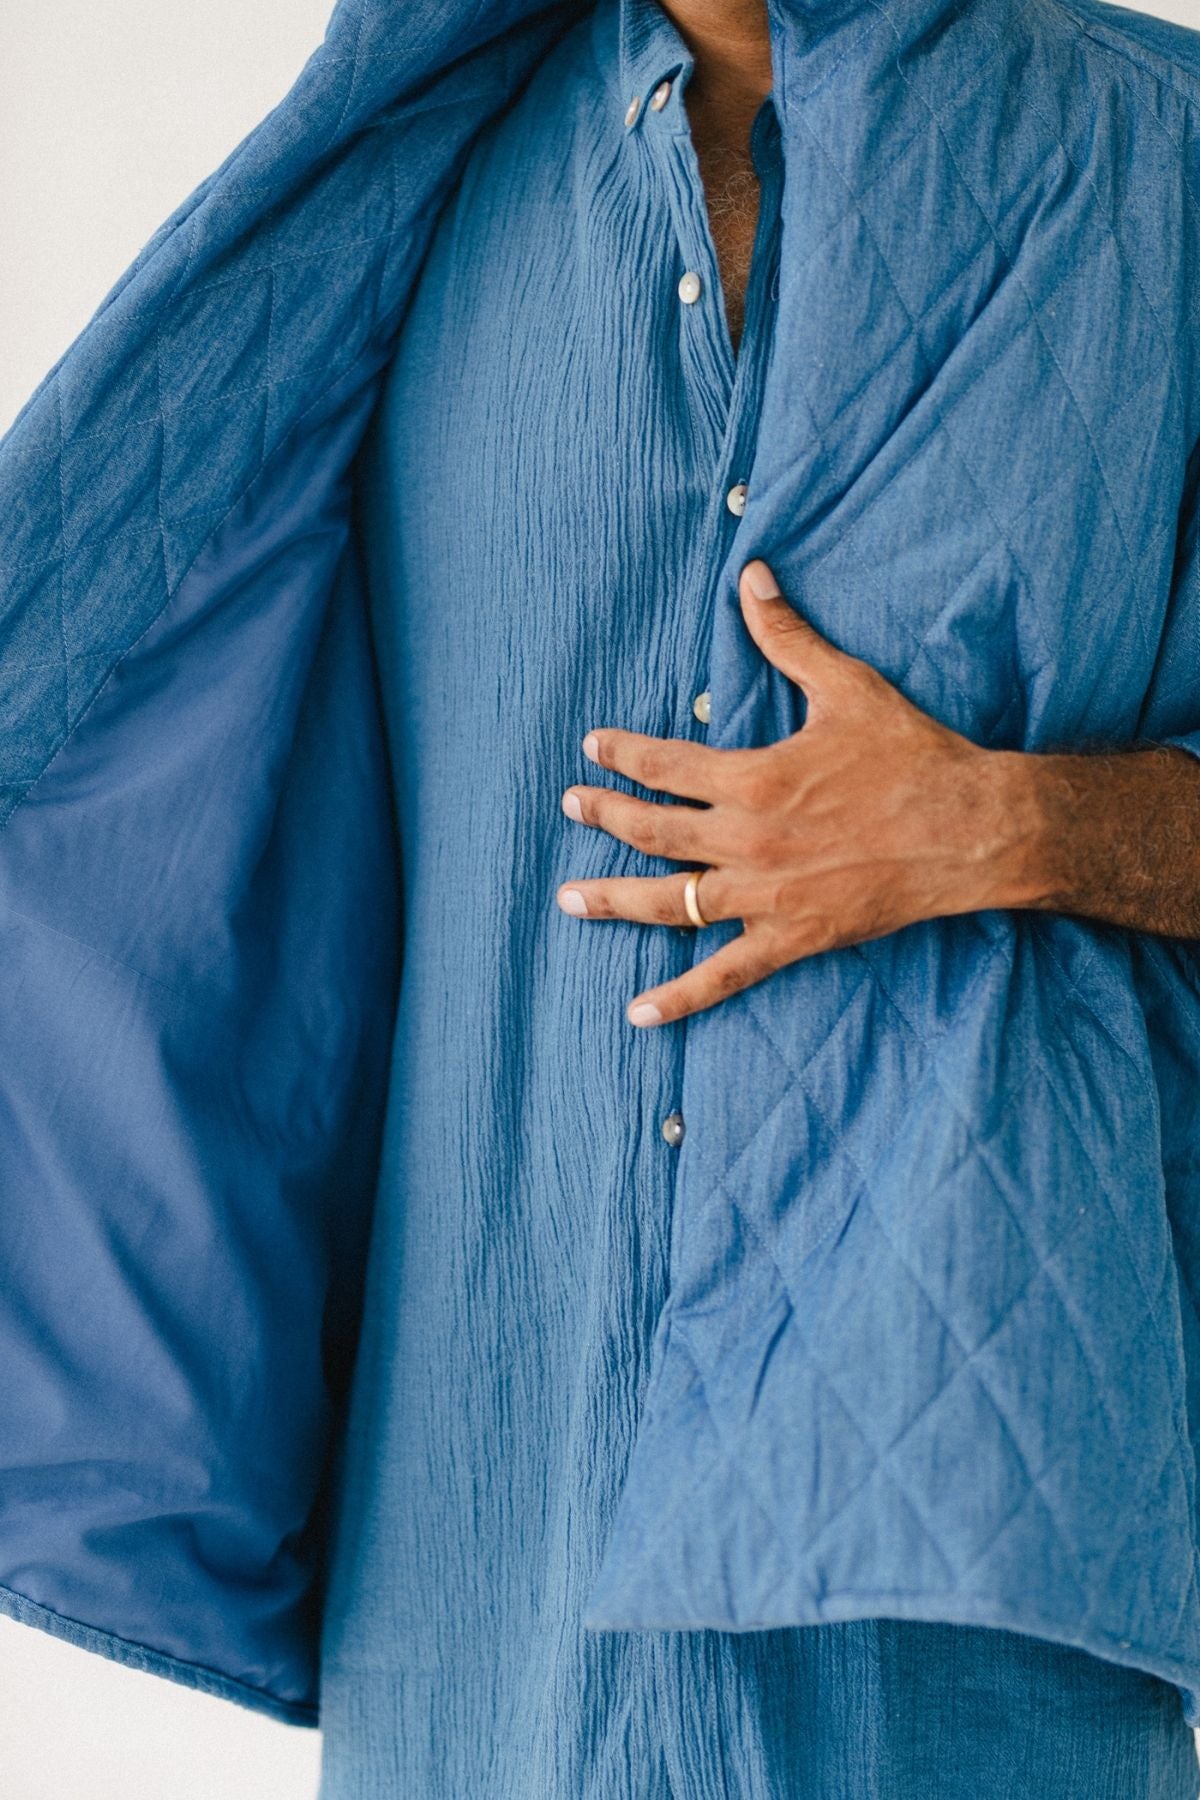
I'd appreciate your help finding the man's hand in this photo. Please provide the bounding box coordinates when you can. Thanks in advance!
[556,559,1052,1027]
[558,559,1200,1026]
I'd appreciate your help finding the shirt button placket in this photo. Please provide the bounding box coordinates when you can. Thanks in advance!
[633,74,782,1169]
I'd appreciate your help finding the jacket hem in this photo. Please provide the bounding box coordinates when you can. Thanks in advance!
[583,1588,1200,1728]
[0,1581,319,1729]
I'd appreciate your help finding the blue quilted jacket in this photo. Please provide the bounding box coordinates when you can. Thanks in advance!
[4,0,1200,1735]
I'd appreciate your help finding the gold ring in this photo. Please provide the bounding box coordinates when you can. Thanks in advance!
[683,867,711,929]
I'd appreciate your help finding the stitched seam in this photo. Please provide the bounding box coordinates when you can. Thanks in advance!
[850,933,1200,1579]
[1052,1,1200,129]
[864,0,1180,654]
[153,313,169,597]
[765,6,1044,328]
[1037,1269,1200,1649]
[651,1157,1075,1603]
[790,96,1154,666]
[736,1008,1096,1578]
[0,344,383,839]
[731,947,1194,1601]
[0,1581,314,1721]
[261,267,276,465]
[329,2,367,147]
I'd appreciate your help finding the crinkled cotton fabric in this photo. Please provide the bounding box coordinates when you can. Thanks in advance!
[317,1617,1200,1798]
[310,3,1200,1791]
[2,0,1200,1764]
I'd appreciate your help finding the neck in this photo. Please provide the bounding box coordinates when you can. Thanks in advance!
[657,0,774,142]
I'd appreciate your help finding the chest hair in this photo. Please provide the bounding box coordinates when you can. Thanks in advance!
[692,139,762,357]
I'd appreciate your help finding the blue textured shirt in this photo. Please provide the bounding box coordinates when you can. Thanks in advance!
[318,0,1200,1787]
[319,0,805,1784]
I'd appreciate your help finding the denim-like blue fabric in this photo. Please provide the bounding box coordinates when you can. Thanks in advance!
[312,3,1200,1790]
[2,0,1200,1755]
[318,1618,1200,1798]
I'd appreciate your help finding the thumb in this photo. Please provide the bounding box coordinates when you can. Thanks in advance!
[739,560,856,695]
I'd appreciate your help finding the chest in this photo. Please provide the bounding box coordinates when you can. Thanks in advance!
[690,135,763,360]
[356,37,782,837]
[690,103,766,363]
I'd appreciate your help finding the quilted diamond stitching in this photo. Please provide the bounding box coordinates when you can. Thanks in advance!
[885,398,1178,704]
[715,1136,1113,1619]
[674,1321,968,1595]
[779,129,1062,461]
[834,1197,1090,1595]
[1033,1254,1200,1643]
[606,1036,1194,1642]
[868,6,1193,657]
[676,961,875,1256]
[668,1330,858,1589]
[723,4,1190,771]
[728,994,919,1259]
[799,348,1178,754]
[329,4,368,149]
[821,314,1166,592]
[690,916,1200,1631]
[853,934,1189,1386]
[967,3,1198,399]
[728,1006,1094,1568]
[641,1170,1071,1614]
[0,10,509,828]
[792,98,1154,666]
[770,35,1019,325]
[851,941,1200,1594]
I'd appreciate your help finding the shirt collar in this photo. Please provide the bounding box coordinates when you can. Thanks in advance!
[617,0,694,128]
[613,0,984,133]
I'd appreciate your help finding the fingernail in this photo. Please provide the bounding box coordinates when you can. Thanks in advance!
[562,791,583,821]
[744,560,781,600]
[582,732,601,761]
[628,1001,663,1027]
[558,887,588,915]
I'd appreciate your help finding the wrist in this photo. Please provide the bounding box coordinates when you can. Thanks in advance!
[952,746,1060,915]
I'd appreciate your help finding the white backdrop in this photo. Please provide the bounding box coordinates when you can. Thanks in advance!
[0,10,332,1793]
[2,1,1200,1796]
[0,0,332,436]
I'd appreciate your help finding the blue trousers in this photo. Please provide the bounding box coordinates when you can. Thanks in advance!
[718,1619,1200,1799]
[317,1618,1200,1797]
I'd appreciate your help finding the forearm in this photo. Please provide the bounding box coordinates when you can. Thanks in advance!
[981,741,1200,940]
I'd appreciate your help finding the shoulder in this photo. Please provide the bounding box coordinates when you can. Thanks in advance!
[1048,0,1200,99]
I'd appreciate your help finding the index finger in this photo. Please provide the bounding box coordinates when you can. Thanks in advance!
[581,726,765,804]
